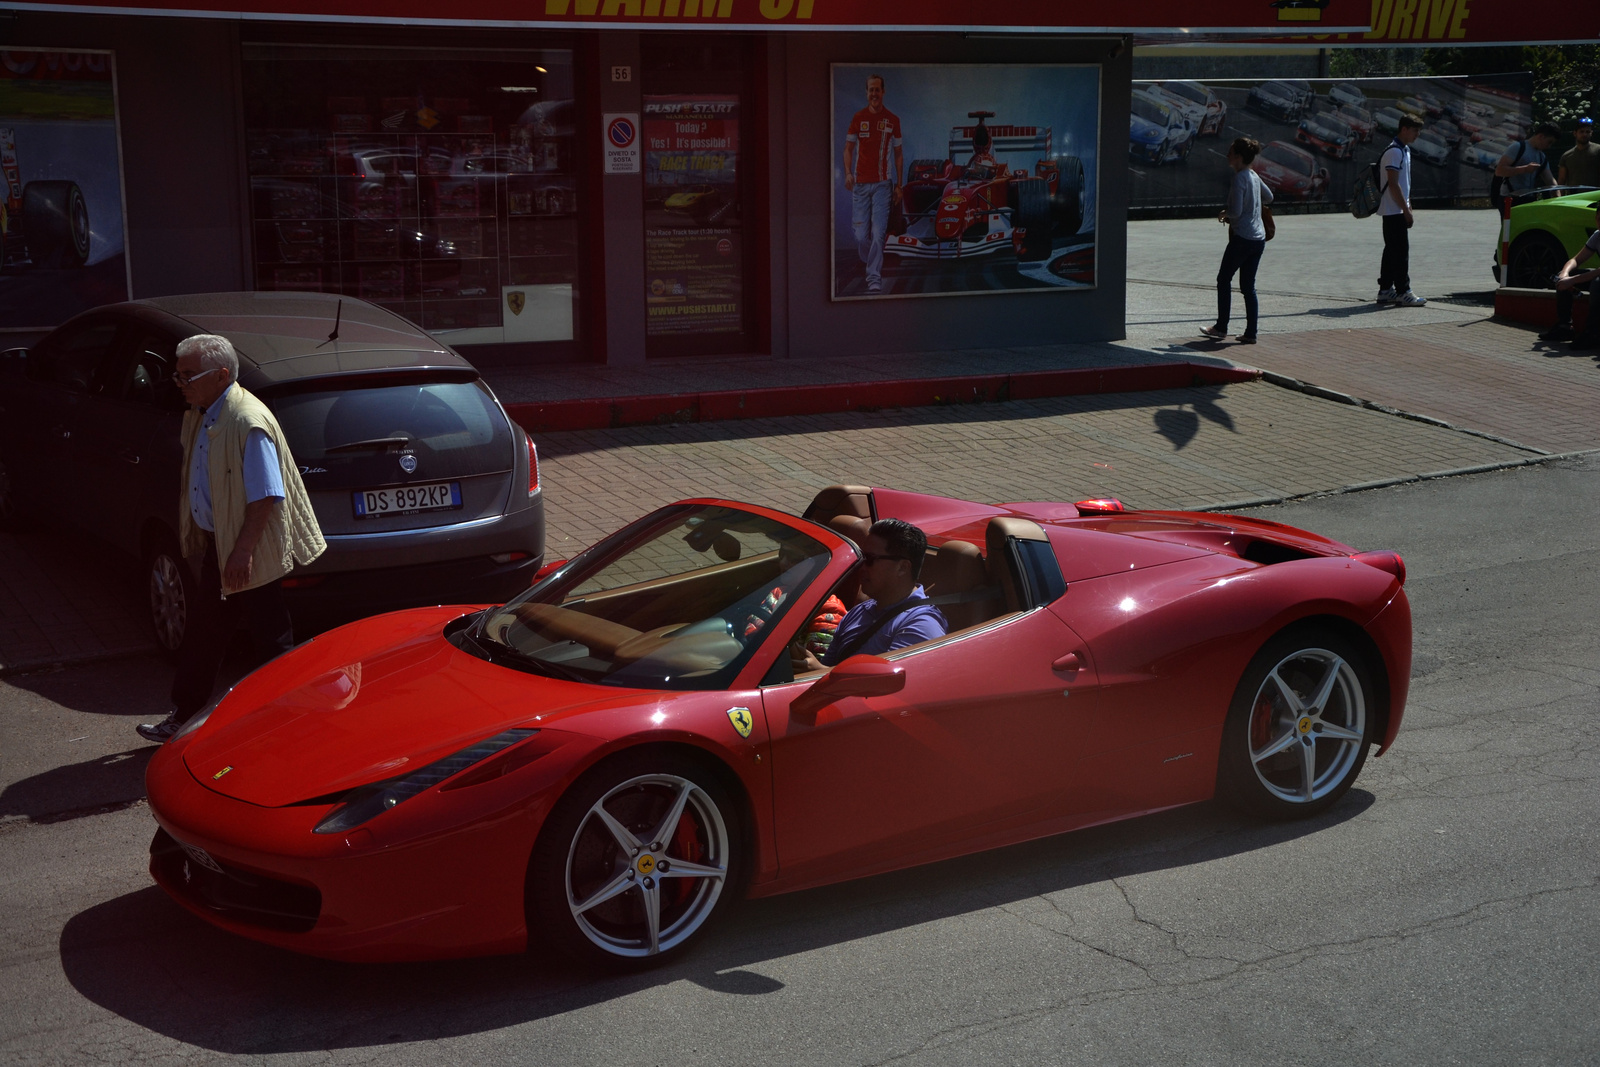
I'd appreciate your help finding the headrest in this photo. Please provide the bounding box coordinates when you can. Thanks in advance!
[828,514,870,547]
[803,484,873,523]
[930,539,986,592]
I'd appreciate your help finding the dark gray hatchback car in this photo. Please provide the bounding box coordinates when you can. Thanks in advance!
[0,291,544,652]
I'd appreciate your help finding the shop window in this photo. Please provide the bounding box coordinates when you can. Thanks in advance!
[640,35,758,357]
[242,44,579,349]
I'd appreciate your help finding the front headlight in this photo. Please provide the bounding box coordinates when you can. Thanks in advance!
[313,728,539,834]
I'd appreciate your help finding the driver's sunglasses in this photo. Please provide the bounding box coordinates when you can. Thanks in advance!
[172,367,220,386]
[860,552,910,567]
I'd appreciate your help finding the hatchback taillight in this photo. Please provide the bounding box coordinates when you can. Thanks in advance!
[526,433,540,495]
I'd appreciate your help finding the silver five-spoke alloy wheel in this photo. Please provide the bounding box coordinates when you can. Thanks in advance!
[565,772,729,959]
[1246,646,1367,804]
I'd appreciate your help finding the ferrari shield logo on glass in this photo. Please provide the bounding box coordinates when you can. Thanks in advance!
[506,290,525,316]
[726,706,753,739]
[399,454,418,474]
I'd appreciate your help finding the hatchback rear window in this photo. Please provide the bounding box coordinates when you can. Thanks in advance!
[267,379,511,467]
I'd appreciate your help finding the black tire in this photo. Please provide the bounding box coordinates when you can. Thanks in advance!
[1051,155,1085,238]
[1008,177,1053,262]
[21,180,90,268]
[527,749,743,970]
[1217,627,1375,820]
[1507,230,1568,289]
[143,533,192,660]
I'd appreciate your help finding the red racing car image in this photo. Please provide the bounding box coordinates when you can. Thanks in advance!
[1252,140,1331,202]
[885,112,1085,263]
[145,484,1410,968]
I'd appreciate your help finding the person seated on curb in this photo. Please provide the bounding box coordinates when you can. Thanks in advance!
[792,518,948,673]
[1542,199,1600,350]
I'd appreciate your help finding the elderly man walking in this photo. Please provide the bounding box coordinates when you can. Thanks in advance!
[137,334,325,743]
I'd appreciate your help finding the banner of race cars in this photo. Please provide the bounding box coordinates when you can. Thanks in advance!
[1127,73,1533,216]
[0,49,129,330]
[830,64,1099,301]
[6,0,1370,34]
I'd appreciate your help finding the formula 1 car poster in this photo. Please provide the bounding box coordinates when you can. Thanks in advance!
[0,49,130,329]
[830,63,1098,301]
[643,93,743,338]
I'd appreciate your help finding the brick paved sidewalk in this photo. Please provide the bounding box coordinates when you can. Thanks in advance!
[1185,316,1600,455]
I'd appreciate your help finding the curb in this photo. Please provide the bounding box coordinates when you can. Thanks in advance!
[1254,370,1551,455]
[504,362,1260,434]
[1200,448,1598,513]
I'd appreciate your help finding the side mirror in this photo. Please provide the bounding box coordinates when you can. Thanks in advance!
[790,655,906,720]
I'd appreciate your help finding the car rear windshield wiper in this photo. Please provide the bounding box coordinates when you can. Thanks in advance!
[326,435,412,453]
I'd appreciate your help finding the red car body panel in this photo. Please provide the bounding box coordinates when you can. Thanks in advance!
[145,489,1410,961]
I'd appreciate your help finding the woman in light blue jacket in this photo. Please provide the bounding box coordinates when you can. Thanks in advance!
[1202,137,1273,344]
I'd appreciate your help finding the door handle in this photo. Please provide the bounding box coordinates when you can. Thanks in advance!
[1052,652,1083,672]
[119,450,141,465]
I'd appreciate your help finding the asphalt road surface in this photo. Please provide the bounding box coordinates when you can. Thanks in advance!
[1131,84,1499,213]
[1,455,1596,1065]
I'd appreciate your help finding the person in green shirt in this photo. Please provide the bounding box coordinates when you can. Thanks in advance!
[1557,117,1599,188]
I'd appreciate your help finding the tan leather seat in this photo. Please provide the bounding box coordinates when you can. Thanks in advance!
[827,513,870,548]
[803,484,873,527]
[921,539,996,631]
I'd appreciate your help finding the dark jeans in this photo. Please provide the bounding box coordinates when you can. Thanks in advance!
[1555,277,1599,336]
[170,539,293,722]
[1217,235,1266,336]
[1379,213,1410,293]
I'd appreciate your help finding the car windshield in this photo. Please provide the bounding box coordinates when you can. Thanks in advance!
[1166,82,1207,104]
[475,504,831,690]
[1262,145,1310,173]
[266,379,511,472]
[1132,96,1171,125]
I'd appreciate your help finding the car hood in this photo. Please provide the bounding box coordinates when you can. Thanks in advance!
[1130,116,1166,142]
[181,606,636,807]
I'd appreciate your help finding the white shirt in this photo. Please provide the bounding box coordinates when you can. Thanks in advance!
[1377,141,1411,217]
[188,384,285,532]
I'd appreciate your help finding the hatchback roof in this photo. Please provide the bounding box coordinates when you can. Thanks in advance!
[133,292,474,388]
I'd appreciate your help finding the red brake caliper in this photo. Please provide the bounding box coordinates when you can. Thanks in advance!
[1251,695,1275,752]
[664,810,706,910]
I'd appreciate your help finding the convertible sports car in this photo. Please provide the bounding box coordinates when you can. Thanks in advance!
[145,484,1411,967]
[1494,187,1600,286]
[885,111,1085,263]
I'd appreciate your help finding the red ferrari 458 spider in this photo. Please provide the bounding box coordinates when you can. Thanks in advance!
[145,485,1411,967]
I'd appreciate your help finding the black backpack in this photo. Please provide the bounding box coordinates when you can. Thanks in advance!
[1489,140,1527,202]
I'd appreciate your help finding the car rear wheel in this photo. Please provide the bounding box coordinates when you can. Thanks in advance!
[21,180,90,268]
[144,535,192,659]
[1218,628,1374,819]
[1051,155,1086,238]
[528,751,740,969]
[1008,177,1054,261]
[1507,231,1568,289]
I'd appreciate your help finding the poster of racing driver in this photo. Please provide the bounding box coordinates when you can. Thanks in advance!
[831,63,1098,300]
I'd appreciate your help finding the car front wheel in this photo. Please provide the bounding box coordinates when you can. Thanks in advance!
[528,752,740,969]
[1219,628,1375,819]
[1507,231,1568,288]
[144,536,192,658]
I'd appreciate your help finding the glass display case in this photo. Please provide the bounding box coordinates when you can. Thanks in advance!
[243,45,578,347]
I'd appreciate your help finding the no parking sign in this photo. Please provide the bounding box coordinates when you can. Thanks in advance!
[603,112,639,174]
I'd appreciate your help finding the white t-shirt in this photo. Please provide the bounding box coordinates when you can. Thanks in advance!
[1377,141,1411,217]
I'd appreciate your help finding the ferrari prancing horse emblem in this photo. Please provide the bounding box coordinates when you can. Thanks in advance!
[506,291,525,316]
[726,707,753,739]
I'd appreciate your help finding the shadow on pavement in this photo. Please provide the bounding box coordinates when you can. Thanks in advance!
[2,655,174,716]
[0,747,152,822]
[60,790,1373,1054]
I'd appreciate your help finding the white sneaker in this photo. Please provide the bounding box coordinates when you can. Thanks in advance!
[865,278,883,294]
[1395,290,1427,307]
[1376,288,1398,305]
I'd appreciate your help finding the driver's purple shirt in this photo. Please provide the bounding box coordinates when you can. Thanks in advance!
[821,585,948,666]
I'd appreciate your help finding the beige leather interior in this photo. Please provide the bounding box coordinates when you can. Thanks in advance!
[803,484,874,526]
[985,517,1046,615]
[920,539,996,631]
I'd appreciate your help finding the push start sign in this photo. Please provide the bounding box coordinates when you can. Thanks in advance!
[603,113,640,175]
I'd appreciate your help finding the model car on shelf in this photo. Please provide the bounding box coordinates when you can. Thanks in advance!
[1295,111,1356,160]
[0,291,544,654]
[0,127,92,270]
[141,483,1412,966]
[1128,89,1195,167]
[1247,80,1306,123]
[1493,187,1600,286]
[887,110,1085,263]
[1152,80,1226,136]
[1251,141,1330,202]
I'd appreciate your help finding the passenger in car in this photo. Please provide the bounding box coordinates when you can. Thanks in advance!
[793,518,948,672]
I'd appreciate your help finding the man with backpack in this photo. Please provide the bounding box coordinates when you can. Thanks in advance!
[1494,124,1558,199]
[1377,114,1426,308]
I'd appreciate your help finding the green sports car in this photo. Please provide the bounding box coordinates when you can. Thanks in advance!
[1496,188,1600,287]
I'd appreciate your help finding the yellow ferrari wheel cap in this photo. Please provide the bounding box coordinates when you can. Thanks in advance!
[726,707,753,739]
[637,854,656,875]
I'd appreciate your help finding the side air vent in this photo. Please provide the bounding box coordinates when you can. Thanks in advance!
[1241,539,1318,566]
